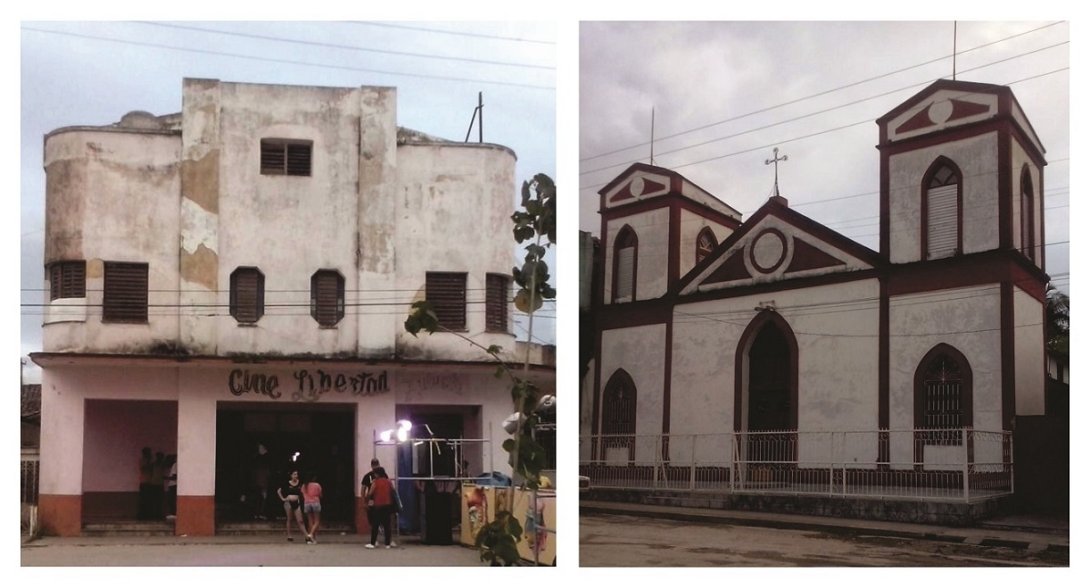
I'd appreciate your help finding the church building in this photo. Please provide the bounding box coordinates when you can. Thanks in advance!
[580,79,1051,520]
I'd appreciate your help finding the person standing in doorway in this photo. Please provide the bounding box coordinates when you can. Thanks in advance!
[165,454,178,520]
[361,458,380,540]
[302,472,323,544]
[138,447,155,520]
[252,443,271,520]
[277,470,307,542]
[365,467,396,549]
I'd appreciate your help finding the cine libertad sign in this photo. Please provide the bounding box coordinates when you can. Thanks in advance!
[228,368,390,402]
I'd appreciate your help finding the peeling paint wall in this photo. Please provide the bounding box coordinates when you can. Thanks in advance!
[600,324,667,462]
[1013,288,1045,416]
[604,208,670,303]
[42,129,181,353]
[394,143,518,362]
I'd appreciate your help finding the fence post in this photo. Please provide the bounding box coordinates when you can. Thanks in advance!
[962,428,970,502]
[730,433,737,493]
[828,432,834,496]
[690,434,697,491]
[653,435,660,490]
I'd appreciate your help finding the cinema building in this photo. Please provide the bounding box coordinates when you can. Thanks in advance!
[33,79,554,536]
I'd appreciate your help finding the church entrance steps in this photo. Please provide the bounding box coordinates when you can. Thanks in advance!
[82,520,175,537]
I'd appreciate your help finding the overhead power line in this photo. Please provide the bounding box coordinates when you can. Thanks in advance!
[134,22,554,71]
[21,26,555,91]
[345,21,555,45]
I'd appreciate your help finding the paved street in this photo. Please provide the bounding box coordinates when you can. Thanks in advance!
[580,513,1068,567]
[21,535,485,567]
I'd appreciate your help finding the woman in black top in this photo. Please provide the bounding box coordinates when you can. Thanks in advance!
[277,470,307,542]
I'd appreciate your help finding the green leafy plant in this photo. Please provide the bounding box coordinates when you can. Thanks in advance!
[404,173,555,565]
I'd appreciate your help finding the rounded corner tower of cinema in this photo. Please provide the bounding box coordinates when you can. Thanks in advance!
[33,78,555,537]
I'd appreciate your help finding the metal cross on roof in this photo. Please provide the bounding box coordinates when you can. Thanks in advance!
[765,147,788,197]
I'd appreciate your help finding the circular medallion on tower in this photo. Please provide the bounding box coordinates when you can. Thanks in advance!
[927,100,953,124]
[750,229,788,274]
[629,177,645,197]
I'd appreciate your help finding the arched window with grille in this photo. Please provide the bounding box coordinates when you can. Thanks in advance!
[601,369,637,460]
[913,344,973,445]
[612,225,638,303]
[922,157,962,260]
[695,227,718,264]
[1021,166,1036,263]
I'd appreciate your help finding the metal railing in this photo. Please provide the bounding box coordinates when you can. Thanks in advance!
[579,428,1013,502]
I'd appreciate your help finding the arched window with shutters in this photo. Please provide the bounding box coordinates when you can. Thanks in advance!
[612,225,638,303]
[921,157,962,260]
[695,226,718,264]
[1021,166,1036,263]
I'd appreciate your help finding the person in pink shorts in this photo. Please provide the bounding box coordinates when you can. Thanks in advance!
[302,472,323,544]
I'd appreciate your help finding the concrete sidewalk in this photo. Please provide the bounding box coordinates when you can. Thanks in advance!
[21,533,486,566]
[581,500,1068,554]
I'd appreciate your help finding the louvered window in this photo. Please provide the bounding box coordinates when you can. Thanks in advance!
[613,226,637,303]
[102,262,148,323]
[310,270,344,327]
[925,162,960,260]
[426,272,467,331]
[485,273,509,333]
[48,260,86,300]
[230,267,265,324]
[696,227,717,264]
[261,139,312,176]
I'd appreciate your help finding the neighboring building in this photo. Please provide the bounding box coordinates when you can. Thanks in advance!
[33,79,554,537]
[581,79,1054,520]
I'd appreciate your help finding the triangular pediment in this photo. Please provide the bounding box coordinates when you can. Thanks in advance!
[679,198,879,295]
[600,164,672,208]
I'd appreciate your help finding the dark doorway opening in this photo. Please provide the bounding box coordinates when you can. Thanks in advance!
[748,322,792,431]
[215,402,355,523]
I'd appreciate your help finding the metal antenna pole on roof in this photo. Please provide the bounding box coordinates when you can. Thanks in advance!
[765,147,788,197]
[464,92,483,143]
[953,21,958,80]
[650,106,656,165]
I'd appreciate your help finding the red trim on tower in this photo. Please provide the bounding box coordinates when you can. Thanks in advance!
[880,149,890,261]
[999,130,1013,251]
[878,276,890,465]
[1001,282,1015,430]
[662,318,673,446]
[668,203,681,286]
[888,250,1048,302]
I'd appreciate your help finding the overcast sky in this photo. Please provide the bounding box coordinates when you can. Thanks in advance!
[580,21,1069,292]
[17,21,556,381]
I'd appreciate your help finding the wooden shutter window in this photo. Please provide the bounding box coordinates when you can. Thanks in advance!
[426,272,467,331]
[230,267,265,324]
[485,274,509,333]
[48,260,86,300]
[261,139,312,176]
[102,262,148,323]
[310,270,344,327]
[615,247,635,301]
[926,184,958,259]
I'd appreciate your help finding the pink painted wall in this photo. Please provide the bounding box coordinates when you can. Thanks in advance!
[82,400,178,492]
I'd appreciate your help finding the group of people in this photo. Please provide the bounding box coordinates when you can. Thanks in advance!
[274,457,399,548]
[138,447,177,520]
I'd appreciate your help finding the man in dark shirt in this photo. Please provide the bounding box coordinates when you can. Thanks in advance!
[361,458,380,535]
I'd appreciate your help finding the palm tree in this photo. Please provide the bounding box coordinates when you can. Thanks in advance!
[1046,283,1069,355]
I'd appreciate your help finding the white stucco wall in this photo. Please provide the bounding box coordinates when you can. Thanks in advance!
[393,143,518,361]
[888,133,1000,263]
[604,208,670,303]
[678,209,734,278]
[888,285,1002,466]
[599,324,666,462]
[679,179,742,219]
[42,129,182,353]
[1014,288,1045,416]
[670,280,880,464]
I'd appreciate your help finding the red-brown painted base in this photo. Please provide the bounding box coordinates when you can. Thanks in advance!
[175,495,215,536]
[38,494,82,536]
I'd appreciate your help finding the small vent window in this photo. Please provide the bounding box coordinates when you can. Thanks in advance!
[696,227,718,264]
[48,260,86,300]
[485,273,510,333]
[230,267,265,324]
[103,262,148,323]
[310,270,345,327]
[426,272,467,331]
[261,139,312,176]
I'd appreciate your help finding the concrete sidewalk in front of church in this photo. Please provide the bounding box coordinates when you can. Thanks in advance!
[581,500,1068,553]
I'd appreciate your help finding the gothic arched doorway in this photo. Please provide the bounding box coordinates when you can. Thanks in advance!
[735,311,798,433]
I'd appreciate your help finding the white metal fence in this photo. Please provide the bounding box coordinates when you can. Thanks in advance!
[579,428,1012,502]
